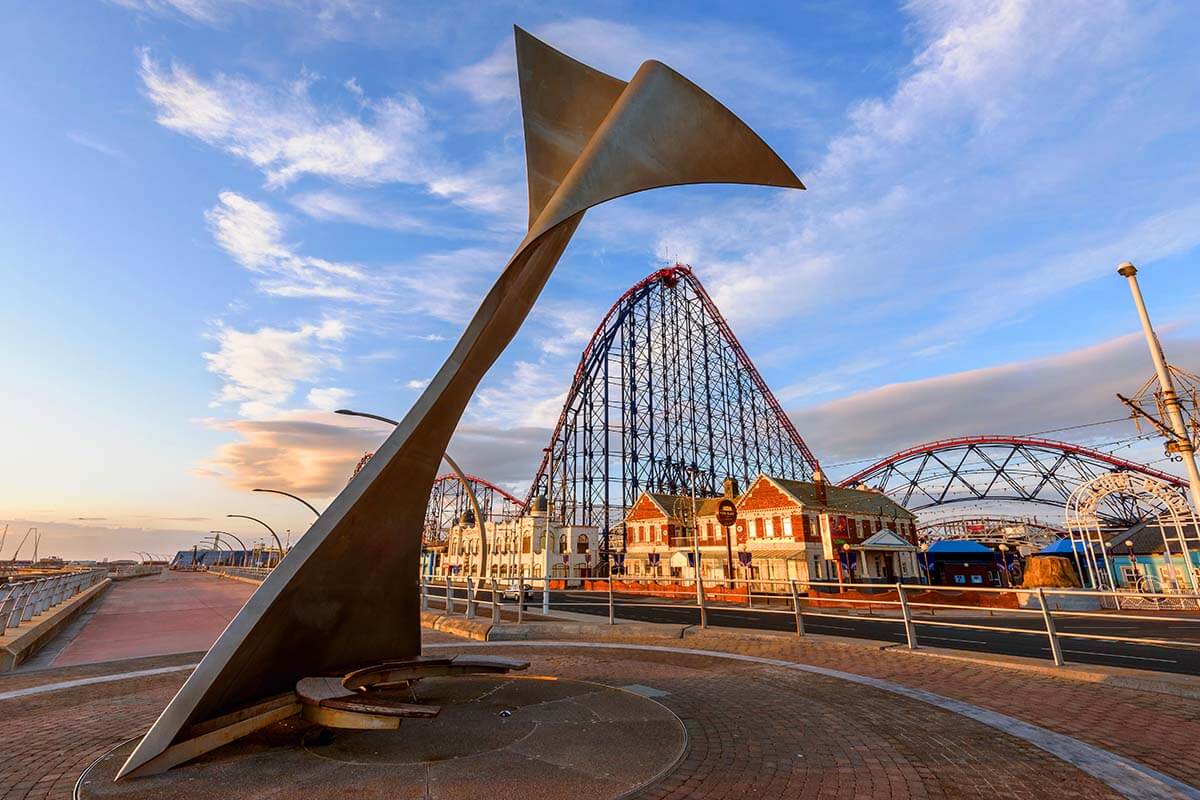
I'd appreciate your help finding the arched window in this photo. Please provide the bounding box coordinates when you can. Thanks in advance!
[576,533,589,554]
[558,534,568,553]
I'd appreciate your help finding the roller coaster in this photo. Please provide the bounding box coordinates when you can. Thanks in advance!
[839,435,1187,528]
[415,267,1188,549]
[524,264,820,547]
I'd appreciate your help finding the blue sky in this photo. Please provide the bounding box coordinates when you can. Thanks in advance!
[3,1,1200,559]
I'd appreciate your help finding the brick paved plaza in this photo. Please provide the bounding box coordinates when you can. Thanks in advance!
[3,574,1200,799]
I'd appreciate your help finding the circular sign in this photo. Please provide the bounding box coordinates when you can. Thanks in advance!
[716,499,738,527]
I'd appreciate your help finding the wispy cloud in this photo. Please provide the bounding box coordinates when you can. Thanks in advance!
[66,131,127,160]
[306,386,353,410]
[139,50,430,189]
[203,318,347,417]
[206,191,377,301]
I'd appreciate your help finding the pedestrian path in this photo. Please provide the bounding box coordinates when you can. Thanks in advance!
[21,571,255,669]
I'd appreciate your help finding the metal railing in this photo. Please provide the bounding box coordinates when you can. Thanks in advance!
[209,565,274,582]
[418,573,1200,669]
[0,569,108,636]
[108,564,164,579]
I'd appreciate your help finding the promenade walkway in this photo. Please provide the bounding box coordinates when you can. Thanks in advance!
[2,573,1198,799]
[21,571,254,669]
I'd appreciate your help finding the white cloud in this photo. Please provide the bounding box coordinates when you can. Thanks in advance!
[66,131,127,160]
[200,410,384,495]
[204,318,346,417]
[472,359,568,430]
[445,17,815,125]
[206,191,376,301]
[790,332,1200,469]
[306,386,353,410]
[404,378,431,390]
[290,190,426,232]
[139,52,522,222]
[139,51,429,189]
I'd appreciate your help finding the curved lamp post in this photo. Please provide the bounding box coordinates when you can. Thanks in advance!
[202,536,236,567]
[251,488,321,518]
[211,531,247,567]
[336,408,490,577]
[226,515,284,567]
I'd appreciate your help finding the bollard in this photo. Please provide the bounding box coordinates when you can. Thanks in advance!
[790,580,805,638]
[697,574,708,629]
[465,577,476,619]
[446,579,456,615]
[608,574,615,625]
[1037,587,1065,666]
[491,579,500,624]
[897,583,918,649]
[420,571,428,612]
[517,569,524,624]
[542,577,550,616]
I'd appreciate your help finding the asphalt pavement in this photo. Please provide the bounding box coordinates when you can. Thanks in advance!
[435,585,1200,676]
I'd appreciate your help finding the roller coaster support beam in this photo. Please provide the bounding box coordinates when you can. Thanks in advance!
[1118,262,1200,517]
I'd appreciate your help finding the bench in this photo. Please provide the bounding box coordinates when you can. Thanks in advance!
[296,655,529,729]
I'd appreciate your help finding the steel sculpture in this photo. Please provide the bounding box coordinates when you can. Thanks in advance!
[840,435,1188,527]
[526,264,819,549]
[118,27,803,778]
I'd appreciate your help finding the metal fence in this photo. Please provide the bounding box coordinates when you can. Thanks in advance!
[419,573,1200,669]
[0,569,108,636]
[209,565,274,582]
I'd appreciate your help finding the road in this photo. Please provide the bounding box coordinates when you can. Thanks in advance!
[434,586,1200,676]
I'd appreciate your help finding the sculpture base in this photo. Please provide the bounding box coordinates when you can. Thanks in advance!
[78,675,686,800]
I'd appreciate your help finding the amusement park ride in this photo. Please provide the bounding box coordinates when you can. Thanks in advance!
[408,263,1197,555]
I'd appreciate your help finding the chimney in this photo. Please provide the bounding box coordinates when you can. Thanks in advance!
[813,469,828,506]
[723,477,739,498]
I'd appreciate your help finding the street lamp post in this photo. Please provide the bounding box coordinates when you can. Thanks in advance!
[227,515,283,567]
[211,531,247,567]
[252,488,322,518]
[998,543,1011,588]
[686,466,702,607]
[335,408,490,577]
[1117,263,1200,521]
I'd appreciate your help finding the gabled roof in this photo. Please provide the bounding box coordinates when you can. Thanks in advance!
[856,529,915,550]
[625,491,730,524]
[758,475,916,519]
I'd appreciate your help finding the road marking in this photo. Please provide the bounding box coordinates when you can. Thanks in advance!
[1059,649,1177,664]
[921,635,990,645]
[429,640,1200,800]
[807,624,856,631]
[0,663,198,702]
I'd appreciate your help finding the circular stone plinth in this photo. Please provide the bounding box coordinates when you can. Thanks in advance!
[78,676,686,800]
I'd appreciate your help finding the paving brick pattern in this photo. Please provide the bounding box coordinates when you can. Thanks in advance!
[667,632,1200,790]
[453,645,1122,800]
[0,629,1143,800]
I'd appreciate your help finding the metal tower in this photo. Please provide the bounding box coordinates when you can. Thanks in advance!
[526,264,820,550]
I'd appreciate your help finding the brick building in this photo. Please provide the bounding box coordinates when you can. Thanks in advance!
[623,473,919,585]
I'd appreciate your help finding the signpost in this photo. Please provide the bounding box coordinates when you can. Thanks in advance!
[717,499,737,587]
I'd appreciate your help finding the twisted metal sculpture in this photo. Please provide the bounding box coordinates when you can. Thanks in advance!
[119,26,803,778]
